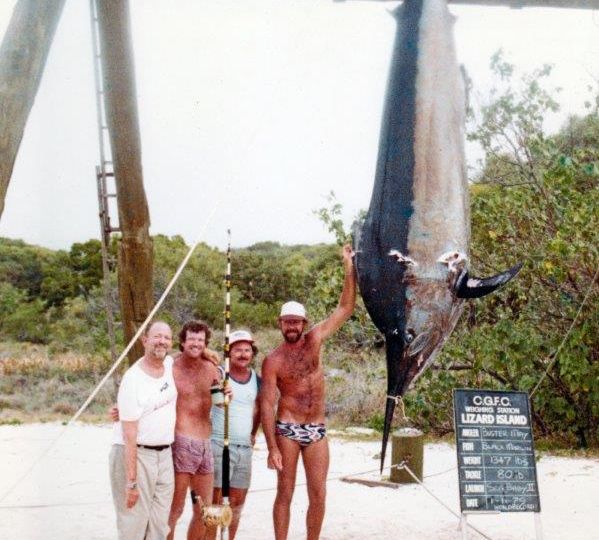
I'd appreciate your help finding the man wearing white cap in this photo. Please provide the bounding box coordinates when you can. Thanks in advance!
[210,329,261,540]
[261,244,356,540]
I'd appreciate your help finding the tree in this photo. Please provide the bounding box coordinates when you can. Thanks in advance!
[419,53,599,446]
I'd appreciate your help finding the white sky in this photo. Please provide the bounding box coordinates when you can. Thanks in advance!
[0,0,597,251]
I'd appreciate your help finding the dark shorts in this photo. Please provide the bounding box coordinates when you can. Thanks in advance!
[275,420,326,447]
[172,434,214,475]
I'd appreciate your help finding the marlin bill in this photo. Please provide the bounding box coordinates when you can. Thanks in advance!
[353,0,522,470]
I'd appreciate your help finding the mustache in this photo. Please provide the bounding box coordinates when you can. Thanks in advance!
[283,330,301,343]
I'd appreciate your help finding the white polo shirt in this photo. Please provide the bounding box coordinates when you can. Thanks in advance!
[112,355,177,446]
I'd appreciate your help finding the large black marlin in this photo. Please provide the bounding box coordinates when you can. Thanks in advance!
[354,0,522,470]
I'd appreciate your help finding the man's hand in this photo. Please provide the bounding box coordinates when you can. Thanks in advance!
[109,405,119,423]
[202,348,221,366]
[126,487,139,509]
[223,383,233,401]
[267,447,283,471]
[342,244,355,270]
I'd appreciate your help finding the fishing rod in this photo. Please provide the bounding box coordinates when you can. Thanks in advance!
[221,228,232,540]
[199,230,233,536]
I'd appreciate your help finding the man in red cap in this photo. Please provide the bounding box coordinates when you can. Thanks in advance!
[261,244,356,540]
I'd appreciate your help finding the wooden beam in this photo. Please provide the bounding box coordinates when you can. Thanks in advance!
[0,0,66,220]
[450,0,599,7]
[335,0,599,8]
[96,0,154,364]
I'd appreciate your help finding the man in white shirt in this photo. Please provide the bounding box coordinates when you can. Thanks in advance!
[109,320,177,540]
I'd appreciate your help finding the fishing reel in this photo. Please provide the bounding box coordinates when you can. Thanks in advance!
[191,490,233,528]
[202,503,233,528]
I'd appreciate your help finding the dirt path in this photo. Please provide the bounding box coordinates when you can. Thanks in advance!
[0,423,597,539]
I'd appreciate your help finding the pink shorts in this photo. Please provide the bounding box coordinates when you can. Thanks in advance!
[172,434,214,475]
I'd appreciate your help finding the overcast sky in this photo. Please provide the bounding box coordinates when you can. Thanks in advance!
[0,1,597,251]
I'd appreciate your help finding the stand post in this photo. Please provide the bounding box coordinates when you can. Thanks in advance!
[390,428,424,483]
[459,513,468,540]
[534,512,544,540]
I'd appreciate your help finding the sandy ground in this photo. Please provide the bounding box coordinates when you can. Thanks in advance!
[0,423,597,540]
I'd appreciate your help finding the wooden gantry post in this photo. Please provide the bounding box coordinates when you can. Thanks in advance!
[0,0,66,220]
[96,0,154,364]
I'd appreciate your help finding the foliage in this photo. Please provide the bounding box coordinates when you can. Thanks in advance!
[0,237,51,296]
[311,192,382,349]
[0,283,49,343]
[0,53,596,446]
[410,53,599,447]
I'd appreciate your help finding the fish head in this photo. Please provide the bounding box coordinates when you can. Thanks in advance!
[383,256,465,397]
[397,273,464,393]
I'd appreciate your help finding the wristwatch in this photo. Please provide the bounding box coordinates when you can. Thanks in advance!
[126,480,137,490]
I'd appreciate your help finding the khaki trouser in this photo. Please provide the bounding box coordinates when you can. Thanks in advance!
[109,444,175,540]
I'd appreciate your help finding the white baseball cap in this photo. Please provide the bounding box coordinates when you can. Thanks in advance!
[279,301,307,320]
[229,329,254,346]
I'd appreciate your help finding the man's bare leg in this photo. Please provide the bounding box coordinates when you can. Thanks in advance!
[168,472,191,540]
[274,435,301,540]
[210,487,248,539]
[302,438,329,540]
[187,472,213,540]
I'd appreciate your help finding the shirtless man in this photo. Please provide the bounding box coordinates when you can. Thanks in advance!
[261,245,356,540]
[167,320,223,540]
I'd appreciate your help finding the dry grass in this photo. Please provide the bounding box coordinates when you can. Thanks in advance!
[1,346,112,377]
[0,332,387,428]
[0,341,116,423]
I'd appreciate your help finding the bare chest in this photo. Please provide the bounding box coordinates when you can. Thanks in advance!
[277,344,322,386]
[174,364,215,402]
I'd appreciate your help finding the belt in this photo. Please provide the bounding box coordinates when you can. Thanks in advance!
[137,444,171,451]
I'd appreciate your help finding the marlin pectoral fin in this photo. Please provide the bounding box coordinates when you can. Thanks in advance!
[455,262,523,299]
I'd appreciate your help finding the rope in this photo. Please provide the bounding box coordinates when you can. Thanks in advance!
[386,395,412,423]
[247,460,494,539]
[0,458,458,509]
[246,460,408,494]
[530,265,598,398]
[401,463,495,540]
[0,203,222,505]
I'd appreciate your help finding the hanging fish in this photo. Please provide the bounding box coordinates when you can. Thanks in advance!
[354,0,522,471]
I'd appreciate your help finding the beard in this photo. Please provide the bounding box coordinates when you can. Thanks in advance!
[283,330,302,344]
[150,346,168,360]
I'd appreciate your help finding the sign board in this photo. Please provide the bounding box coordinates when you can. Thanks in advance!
[453,389,541,513]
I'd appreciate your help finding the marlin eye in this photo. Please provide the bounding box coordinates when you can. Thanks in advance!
[405,329,415,344]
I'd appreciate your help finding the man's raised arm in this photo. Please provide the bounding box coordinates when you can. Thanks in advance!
[311,244,356,342]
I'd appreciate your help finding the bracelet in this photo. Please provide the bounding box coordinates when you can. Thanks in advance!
[126,480,137,490]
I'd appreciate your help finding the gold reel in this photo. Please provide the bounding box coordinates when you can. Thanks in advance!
[201,503,233,528]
